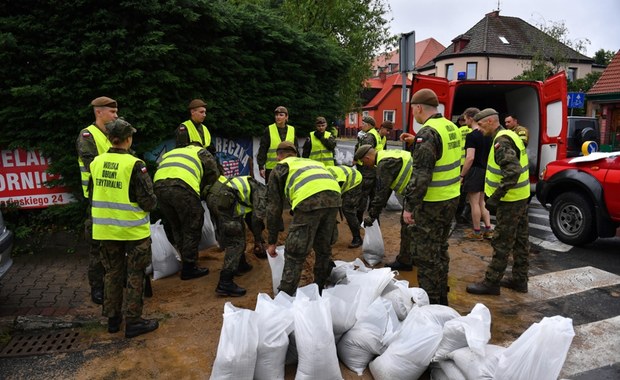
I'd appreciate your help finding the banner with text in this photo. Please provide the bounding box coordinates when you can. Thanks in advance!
[0,149,75,209]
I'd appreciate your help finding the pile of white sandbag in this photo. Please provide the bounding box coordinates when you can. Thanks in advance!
[210,258,575,380]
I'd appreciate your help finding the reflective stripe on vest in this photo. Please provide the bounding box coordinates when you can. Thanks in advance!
[423,118,462,202]
[309,131,334,165]
[327,165,362,193]
[219,175,253,216]
[376,150,413,195]
[266,124,295,170]
[90,153,150,240]
[459,126,472,166]
[281,157,341,209]
[153,145,204,195]
[78,125,111,198]
[485,130,530,201]
[182,120,211,148]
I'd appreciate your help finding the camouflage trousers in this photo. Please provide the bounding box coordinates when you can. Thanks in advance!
[99,237,151,321]
[279,207,339,296]
[206,192,245,274]
[342,185,362,240]
[398,197,459,304]
[84,208,104,289]
[356,165,376,223]
[485,199,529,284]
[154,185,203,264]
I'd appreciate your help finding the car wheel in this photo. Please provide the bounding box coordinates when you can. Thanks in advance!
[549,192,597,246]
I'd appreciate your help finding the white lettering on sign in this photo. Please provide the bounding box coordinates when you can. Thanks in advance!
[1,149,48,168]
[0,171,49,191]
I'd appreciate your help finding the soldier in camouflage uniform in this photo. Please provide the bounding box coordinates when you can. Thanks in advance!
[266,141,341,296]
[355,145,414,266]
[153,142,220,280]
[467,109,530,295]
[399,89,462,306]
[175,99,212,149]
[76,96,118,305]
[326,165,364,248]
[354,116,382,225]
[206,175,266,296]
[90,118,159,338]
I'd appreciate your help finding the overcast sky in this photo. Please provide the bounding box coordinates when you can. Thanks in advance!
[387,0,620,57]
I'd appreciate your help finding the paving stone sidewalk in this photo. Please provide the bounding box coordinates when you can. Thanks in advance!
[0,232,99,321]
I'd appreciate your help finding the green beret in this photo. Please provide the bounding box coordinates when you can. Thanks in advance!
[411,89,439,107]
[362,116,376,127]
[276,141,297,154]
[354,144,373,161]
[188,99,207,110]
[91,96,117,108]
[474,108,499,122]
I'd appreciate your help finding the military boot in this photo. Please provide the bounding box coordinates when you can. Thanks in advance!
[108,316,122,333]
[466,280,500,295]
[216,270,246,297]
[91,287,103,305]
[500,276,528,293]
[180,262,209,280]
[235,254,253,276]
[125,318,159,338]
[348,233,363,248]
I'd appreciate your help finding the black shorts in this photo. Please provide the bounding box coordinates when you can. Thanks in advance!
[462,166,485,193]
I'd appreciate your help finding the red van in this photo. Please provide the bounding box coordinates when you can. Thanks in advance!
[408,72,568,190]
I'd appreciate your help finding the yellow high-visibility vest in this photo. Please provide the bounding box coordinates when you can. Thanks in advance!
[459,125,472,166]
[376,150,413,195]
[91,153,150,241]
[154,145,204,195]
[266,124,295,170]
[219,175,253,216]
[78,125,111,198]
[309,131,334,166]
[422,117,461,202]
[182,120,211,148]
[485,130,530,201]
[327,165,362,193]
[280,157,340,210]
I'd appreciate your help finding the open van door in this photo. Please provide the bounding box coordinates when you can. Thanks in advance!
[538,72,568,178]
[409,75,452,134]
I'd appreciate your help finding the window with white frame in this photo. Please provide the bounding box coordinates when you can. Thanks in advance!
[567,67,577,81]
[446,64,454,80]
[348,112,357,124]
[383,110,395,123]
[362,111,369,118]
[466,62,477,79]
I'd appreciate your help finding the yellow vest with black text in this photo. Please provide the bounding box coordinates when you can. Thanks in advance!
[266,124,295,170]
[309,131,334,166]
[459,125,472,166]
[376,150,413,195]
[219,175,253,216]
[327,165,362,193]
[153,145,204,196]
[78,125,112,198]
[281,157,340,210]
[183,120,211,148]
[90,153,150,241]
[485,130,530,201]
[423,118,462,202]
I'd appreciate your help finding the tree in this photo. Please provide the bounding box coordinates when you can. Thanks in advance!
[593,49,615,66]
[0,0,349,196]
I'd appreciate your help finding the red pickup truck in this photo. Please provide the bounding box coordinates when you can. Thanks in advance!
[536,152,620,245]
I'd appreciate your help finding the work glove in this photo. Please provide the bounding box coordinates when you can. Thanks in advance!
[363,216,375,227]
[485,197,499,215]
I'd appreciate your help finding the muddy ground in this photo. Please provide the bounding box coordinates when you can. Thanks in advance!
[61,208,538,379]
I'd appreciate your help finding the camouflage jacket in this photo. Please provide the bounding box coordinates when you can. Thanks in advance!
[368,155,405,219]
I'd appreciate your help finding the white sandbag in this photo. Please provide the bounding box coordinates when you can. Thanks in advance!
[448,344,505,380]
[150,220,182,280]
[437,360,467,380]
[381,279,413,321]
[409,287,430,307]
[346,267,394,320]
[293,297,343,380]
[254,294,294,380]
[433,303,491,360]
[199,201,218,250]
[417,304,461,327]
[337,297,389,375]
[322,284,361,342]
[361,222,384,266]
[210,303,258,380]
[295,283,320,300]
[329,258,370,285]
[369,312,443,380]
[381,297,402,347]
[267,245,285,295]
[385,191,403,211]
[494,316,575,380]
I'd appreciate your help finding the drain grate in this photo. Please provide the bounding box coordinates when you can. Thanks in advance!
[0,329,92,358]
